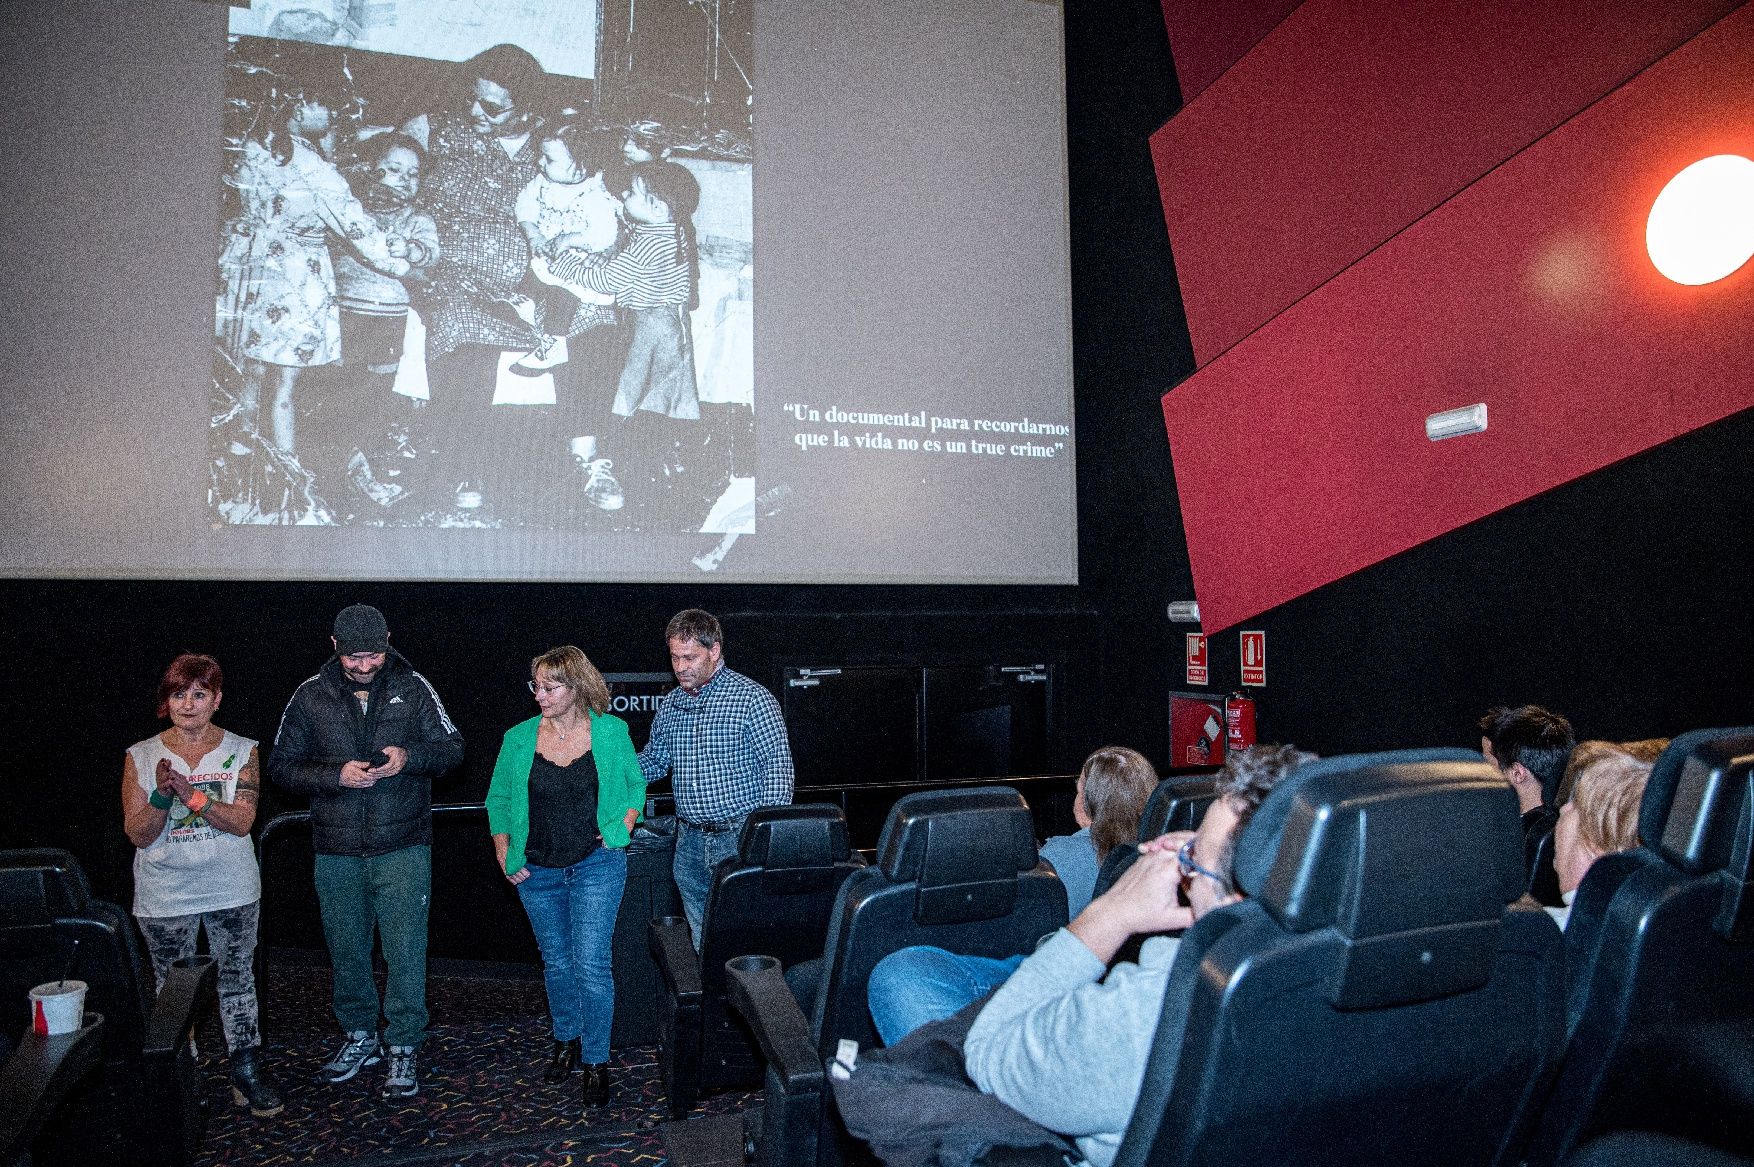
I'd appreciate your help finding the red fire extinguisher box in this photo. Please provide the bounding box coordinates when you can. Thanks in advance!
[1168,691,1258,771]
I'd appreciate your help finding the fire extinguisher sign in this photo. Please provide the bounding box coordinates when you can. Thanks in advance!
[1240,630,1266,687]
[1186,634,1208,685]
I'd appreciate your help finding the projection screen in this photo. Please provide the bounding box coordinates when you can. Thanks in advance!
[0,0,1075,585]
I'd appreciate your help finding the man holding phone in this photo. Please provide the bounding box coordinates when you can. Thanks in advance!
[269,603,463,1099]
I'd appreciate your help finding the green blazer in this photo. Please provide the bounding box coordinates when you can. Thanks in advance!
[485,711,645,875]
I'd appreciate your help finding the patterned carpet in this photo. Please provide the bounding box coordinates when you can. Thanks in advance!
[192,960,757,1167]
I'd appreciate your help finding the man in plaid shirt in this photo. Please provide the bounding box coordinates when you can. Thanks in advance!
[639,609,794,941]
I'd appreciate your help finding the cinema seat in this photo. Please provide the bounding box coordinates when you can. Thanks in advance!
[0,849,214,1167]
[727,786,1068,1167]
[1529,728,1754,1165]
[648,805,865,1118]
[0,1013,104,1167]
[1113,748,1564,1167]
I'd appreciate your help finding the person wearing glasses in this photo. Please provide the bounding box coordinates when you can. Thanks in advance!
[268,603,464,1099]
[961,744,1315,1167]
[487,646,645,1106]
[866,745,1314,1050]
[401,43,556,516]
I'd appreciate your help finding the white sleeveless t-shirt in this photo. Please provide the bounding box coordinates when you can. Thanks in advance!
[128,729,262,918]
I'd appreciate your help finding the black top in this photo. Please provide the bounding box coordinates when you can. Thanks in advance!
[526,750,601,868]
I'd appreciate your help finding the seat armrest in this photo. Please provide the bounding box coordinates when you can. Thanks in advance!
[648,915,704,1004]
[726,955,823,1096]
[0,1014,106,1159]
[144,955,216,1057]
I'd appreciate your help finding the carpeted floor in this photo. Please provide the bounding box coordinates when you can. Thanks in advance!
[192,962,756,1167]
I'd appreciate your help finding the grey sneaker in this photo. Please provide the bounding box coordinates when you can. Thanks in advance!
[319,1030,380,1083]
[381,1045,418,1099]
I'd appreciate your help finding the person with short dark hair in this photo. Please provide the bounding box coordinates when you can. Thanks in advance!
[1479,704,1574,903]
[637,608,793,943]
[486,645,645,1106]
[122,653,282,1117]
[268,603,463,1099]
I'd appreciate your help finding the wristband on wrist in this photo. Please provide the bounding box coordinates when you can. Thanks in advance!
[148,789,173,810]
[186,790,210,816]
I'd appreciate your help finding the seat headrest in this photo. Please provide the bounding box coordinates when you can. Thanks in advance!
[1637,728,1754,878]
[877,787,1040,882]
[1139,777,1218,841]
[0,848,93,928]
[737,804,853,868]
[1234,749,1523,1008]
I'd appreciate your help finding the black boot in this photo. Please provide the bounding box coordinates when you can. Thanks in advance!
[581,1061,611,1107]
[543,1037,580,1085]
[229,1046,284,1118]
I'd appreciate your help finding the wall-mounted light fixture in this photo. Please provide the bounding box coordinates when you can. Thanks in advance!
[1647,154,1754,285]
[1426,403,1488,441]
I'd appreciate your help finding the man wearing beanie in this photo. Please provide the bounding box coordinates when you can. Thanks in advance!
[269,604,463,1099]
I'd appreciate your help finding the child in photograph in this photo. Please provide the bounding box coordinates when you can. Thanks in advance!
[325,132,440,506]
[508,122,621,375]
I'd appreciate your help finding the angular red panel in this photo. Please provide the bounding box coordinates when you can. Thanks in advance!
[1161,4,1754,632]
[1157,0,1300,104]
[1152,0,1740,368]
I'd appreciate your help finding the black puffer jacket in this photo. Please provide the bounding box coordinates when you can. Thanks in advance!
[268,651,464,856]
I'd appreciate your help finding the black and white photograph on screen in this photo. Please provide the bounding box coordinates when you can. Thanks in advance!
[209,0,755,533]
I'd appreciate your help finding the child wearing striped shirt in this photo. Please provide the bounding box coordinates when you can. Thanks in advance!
[547,160,701,424]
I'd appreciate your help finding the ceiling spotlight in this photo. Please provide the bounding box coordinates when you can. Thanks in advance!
[1646,154,1754,286]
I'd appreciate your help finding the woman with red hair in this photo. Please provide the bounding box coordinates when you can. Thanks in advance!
[121,653,281,1117]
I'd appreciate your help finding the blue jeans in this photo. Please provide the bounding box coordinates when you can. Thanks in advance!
[867,946,1026,1046]
[516,846,629,1061]
[674,819,744,946]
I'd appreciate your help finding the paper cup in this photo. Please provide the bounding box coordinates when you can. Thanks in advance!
[29,979,87,1036]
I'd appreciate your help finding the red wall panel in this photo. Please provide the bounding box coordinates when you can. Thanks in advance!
[1161,3,1754,632]
[1158,0,1300,104]
[1151,0,1740,368]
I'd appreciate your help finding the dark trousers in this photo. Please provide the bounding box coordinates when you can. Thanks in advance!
[313,844,430,1048]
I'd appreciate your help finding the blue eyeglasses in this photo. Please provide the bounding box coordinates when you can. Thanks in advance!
[1177,838,1229,892]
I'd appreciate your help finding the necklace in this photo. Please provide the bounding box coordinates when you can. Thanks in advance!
[546,716,582,742]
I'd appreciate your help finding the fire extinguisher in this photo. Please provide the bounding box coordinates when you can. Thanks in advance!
[1223,692,1257,756]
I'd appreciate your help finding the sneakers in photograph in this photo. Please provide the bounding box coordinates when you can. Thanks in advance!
[381,1045,419,1099]
[491,292,540,330]
[318,1030,380,1084]
[511,334,568,375]
[580,458,625,511]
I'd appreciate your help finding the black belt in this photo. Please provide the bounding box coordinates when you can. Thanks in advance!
[680,816,743,834]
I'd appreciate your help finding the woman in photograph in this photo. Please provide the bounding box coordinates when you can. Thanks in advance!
[486,646,645,1105]
[405,43,574,515]
[121,654,282,1117]
[218,79,411,465]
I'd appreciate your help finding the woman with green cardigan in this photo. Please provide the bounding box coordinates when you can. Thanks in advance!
[487,645,645,1105]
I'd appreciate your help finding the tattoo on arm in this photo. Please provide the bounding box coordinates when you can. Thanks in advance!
[234,759,261,805]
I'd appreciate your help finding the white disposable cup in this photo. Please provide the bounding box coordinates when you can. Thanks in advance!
[29,979,87,1036]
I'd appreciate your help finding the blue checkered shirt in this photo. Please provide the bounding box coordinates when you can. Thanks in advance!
[638,664,794,823]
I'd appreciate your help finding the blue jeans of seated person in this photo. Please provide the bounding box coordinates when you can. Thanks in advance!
[673,819,745,946]
[516,846,629,1062]
[867,946,1026,1046]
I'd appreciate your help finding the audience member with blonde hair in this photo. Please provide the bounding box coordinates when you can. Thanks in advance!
[1041,746,1159,917]
[1549,750,1652,929]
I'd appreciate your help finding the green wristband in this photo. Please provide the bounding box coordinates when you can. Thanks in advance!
[149,790,174,810]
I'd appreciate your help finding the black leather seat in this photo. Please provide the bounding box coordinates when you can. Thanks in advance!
[0,1013,104,1167]
[1112,748,1565,1167]
[1091,776,1219,901]
[728,786,1068,1167]
[0,849,214,1167]
[648,805,865,1118]
[1529,728,1754,1166]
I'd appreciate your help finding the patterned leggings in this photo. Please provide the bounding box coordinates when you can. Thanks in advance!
[137,900,261,1054]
